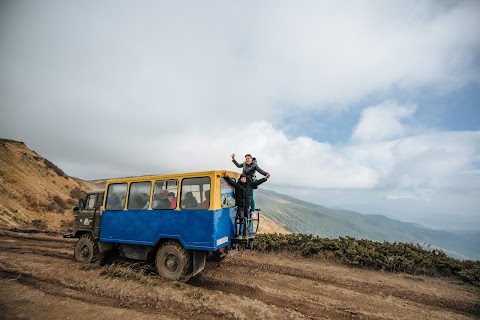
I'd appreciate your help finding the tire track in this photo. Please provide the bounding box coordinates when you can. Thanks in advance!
[188,274,382,320]
[0,250,291,320]
[0,270,228,320]
[224,255,480,317]
[0,240,74,260]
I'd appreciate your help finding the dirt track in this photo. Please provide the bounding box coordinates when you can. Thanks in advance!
[1,228,479,320]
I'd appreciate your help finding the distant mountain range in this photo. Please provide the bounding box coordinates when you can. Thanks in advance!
[255,188,480,260]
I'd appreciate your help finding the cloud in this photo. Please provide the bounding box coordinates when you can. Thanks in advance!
[351,101,417,143]
[1,1,479,229]
[385,194,418,200]
[347,131,480,191]
[1,1,480,122]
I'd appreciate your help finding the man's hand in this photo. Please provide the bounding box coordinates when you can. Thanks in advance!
[266,173,271,180]
[222,170,227,176]
[231,153,235,160]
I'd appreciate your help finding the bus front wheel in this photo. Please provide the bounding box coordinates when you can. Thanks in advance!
[155,240,192,281]
[74,233,102,263]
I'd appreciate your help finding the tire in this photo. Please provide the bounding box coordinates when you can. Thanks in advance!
[74,234,103,263]
[155,240,192,281]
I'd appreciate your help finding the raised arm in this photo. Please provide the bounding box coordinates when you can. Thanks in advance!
[251,173,270,188]
[222,170,238,188]
[232,159,243,168]
[231,153,243,168]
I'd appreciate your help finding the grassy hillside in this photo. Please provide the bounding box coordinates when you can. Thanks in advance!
[256,189,480,260]
[0,138,97,230]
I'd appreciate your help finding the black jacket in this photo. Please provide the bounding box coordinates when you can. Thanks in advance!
[224,175,267,207]
[232,158,269,182]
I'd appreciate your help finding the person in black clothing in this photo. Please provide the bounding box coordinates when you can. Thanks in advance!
[153,190,171,209]
[183,191,199,209]
[222,170,270,237]
[231,153,270,214]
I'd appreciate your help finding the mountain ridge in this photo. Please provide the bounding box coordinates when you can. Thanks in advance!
[256,188,480,260]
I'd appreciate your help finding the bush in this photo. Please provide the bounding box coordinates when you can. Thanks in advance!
[53,195,68,210]
[46,203,56,212]
[255,233,479,285]
[43,158,68,178]
[70,187,85,200]
[30,219,48,230]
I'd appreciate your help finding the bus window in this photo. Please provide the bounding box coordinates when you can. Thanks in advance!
[181,177,210,210]
[128,182,152,210]
[105,183,127,210]
[220,177,236,208]
[153,179,178,210]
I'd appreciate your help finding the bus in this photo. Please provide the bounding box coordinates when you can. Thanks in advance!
[66,170,248,281]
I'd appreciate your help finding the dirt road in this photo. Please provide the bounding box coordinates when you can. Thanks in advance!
[1,228,479,320]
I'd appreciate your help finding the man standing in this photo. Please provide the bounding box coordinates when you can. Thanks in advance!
[231,153,270,215]
[222,171,270,237]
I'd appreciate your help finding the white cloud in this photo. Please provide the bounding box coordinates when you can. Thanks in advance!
[351,101,417,143]
[1,1,480,122]
[1,1,479,229]
[385,194,418,200]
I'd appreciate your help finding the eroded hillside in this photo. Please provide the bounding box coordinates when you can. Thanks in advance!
[0,139,96,229]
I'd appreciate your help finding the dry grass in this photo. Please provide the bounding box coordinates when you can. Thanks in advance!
[0,139,97,230]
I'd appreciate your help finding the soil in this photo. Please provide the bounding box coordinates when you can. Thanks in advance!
[1,227,479,320]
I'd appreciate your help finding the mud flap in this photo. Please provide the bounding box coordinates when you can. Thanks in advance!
[192,250,206,277]
[98,241,113,253]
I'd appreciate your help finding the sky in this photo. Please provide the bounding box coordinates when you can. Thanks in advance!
[1,0,479,231]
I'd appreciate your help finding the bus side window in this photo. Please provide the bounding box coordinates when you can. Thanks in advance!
[105,183,127,210]
[181,177,210,210]
[128,181,152,210]
[153,179,178,210]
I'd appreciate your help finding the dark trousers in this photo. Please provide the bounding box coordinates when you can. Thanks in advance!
[251,189,255,212]
[236,206,251,236]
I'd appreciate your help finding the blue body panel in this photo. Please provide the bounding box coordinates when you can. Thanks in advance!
[99,207,237,251]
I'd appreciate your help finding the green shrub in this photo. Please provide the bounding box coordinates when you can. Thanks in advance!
[255,233,479,285]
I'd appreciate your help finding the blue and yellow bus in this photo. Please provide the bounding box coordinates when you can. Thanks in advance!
[68,170,243,280]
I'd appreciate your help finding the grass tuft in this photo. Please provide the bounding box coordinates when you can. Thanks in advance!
[99,263,159,286]
[186,289,204,300]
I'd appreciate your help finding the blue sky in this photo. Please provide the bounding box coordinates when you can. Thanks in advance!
[1,0,479,230]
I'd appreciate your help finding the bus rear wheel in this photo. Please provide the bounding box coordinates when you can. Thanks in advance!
[74,233,103,263]
[155,240,192,281]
